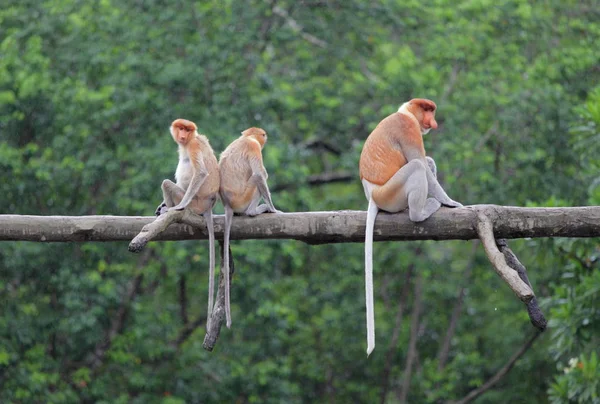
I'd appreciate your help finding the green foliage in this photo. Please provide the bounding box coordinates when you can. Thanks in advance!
[549,353,600,404]
[1,0,599,402]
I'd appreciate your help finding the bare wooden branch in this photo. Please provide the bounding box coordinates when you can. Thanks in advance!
[128,209,207,252]
[450,331,543,404]
[476,213,534,302]
[1,205,599,244]
[203,241,234,351]
[128,209,184,252]
[496,239,547,331]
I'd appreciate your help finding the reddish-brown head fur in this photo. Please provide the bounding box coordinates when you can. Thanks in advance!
[407,98,438,131]
[170,118,198,146]
[241,127,268,147]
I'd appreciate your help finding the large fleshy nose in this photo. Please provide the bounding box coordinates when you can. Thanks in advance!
[430,119,438,130]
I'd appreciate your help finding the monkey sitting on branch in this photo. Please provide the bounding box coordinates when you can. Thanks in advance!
[130,118,221,325]
[359,99,463,356]
[218,127,281,328]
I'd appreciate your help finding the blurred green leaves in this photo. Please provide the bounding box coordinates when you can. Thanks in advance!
[0,0,599,402]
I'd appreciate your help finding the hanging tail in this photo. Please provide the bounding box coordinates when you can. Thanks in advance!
[365,197,378,356]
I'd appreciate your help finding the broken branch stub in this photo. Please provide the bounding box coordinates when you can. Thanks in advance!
[476,213,534,302]
[496,239,547,331]
[203,242,234,351]
[128,209,208,253]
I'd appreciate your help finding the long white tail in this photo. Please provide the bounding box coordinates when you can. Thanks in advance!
[223,206,233,328]
[205,210,216,329]
[365,198,378,356]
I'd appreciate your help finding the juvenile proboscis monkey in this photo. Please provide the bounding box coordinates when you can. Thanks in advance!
[218,127,280,328]
[156,118,221,327]
[359,99,462,355]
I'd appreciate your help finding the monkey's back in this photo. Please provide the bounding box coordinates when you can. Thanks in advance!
[177,134,220,198]
[359,112,424,185]
[198,136,221,197]
[218,136,260,211]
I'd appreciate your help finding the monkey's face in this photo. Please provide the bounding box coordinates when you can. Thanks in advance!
[408,99,438,135]
[170,119,198,146]
[420,110,438,135]
[171,125,194,145]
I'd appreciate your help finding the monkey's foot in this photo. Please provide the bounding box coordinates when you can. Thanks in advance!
[442,200,463,208]
[155,203,167,216]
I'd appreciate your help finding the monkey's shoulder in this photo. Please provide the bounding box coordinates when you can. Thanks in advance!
[379,112,419,136]
[239,136,263,154]
[194,134,217,153]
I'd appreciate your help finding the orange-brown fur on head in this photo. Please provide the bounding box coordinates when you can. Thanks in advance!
[241,127,268,148]
[406,98,438,132]
[171,118,198,146]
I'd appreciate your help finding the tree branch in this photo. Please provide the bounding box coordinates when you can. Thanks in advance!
[450,331,543,404]
[476,213,534,302]
[496,239,547,330]
[203,241,235,351]
[1,205,599,244]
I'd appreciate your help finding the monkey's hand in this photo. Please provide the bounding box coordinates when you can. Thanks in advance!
[155,202,167,216]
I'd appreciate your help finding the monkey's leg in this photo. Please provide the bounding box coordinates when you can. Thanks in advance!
[424,158,462,208]
[222,205,234,328]
[156,180,186,215]
[253,174,279,213]
[425,156,437,178]
[204,209,216,328]
[244,194,271,216]
[372,159,440,222]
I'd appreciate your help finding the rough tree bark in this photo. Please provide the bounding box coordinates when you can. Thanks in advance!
[203,241,234,352]
[1,205,599,243]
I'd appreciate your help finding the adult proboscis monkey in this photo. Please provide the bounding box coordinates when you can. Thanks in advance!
[218,127,281,328]
[359,99,462,355]
[156,119,221,327]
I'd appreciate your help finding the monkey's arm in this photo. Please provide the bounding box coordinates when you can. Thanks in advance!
[250,156,279,213]
[424,159,462,207]
[171,158,209,211]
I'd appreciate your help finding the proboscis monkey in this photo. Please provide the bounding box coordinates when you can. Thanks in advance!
[156,118,221,327]
[359,99,462,356]
[218,127,280,328]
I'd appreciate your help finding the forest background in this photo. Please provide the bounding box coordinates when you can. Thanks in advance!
[0,1,599,403]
